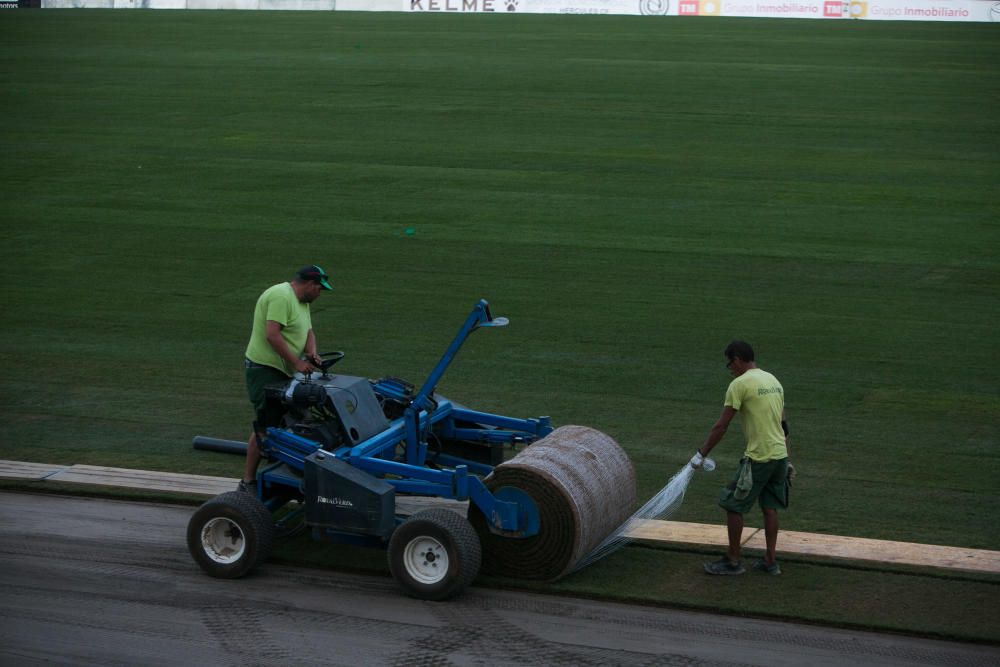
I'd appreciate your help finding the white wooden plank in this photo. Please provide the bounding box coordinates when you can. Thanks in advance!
[0,460,68,480]
[743,529,1000,574]
[623,519,765,547]
[47,465,235,497]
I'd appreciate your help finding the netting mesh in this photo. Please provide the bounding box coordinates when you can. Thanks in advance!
[573,462,696,571]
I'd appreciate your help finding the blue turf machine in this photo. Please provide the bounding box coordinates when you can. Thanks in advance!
[187,300,553,600]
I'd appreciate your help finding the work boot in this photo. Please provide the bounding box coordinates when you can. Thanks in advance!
[703,558,745,575]
[237,479,257,494]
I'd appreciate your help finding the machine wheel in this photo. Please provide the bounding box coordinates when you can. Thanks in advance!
[187,491,274,579]
[387,508,481,601]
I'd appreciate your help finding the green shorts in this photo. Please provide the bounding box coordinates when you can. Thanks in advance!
[245,362,290,412]
[718,457,789,514]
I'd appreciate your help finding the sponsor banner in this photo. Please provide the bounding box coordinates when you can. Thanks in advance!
[43,0,114,6]
[405,0,671,12]
[680,0,840,17]
[522,0,672,13]
[859,0,997,20]
[678,0,996,18]
[406,0,516,10]
[404,0,1000,17]
[40,0,1000,20]
[43,0,332,6]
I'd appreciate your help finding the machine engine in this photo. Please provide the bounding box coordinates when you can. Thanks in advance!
[264,374,390,451]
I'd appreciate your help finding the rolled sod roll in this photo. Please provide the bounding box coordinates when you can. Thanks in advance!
[469,425,636,581]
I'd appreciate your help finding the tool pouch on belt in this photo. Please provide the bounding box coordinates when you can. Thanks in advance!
[733,458,754,500]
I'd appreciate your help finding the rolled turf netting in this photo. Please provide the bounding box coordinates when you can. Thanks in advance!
[573,461,703,571]
[469,425,637,581]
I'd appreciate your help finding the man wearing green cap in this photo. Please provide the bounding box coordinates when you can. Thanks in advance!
[239,265,332,493]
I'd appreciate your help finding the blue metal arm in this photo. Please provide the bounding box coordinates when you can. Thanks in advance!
[399,300,508,466]
[410,299,508,414]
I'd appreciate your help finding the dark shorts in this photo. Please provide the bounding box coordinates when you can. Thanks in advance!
[718,457,789,514]
[245,363,290,412]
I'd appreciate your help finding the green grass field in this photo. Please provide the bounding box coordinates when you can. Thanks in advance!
[1,10,998,642]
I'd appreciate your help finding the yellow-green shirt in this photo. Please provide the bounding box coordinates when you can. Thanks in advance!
[244,282,312,376]
[724,368,787,462]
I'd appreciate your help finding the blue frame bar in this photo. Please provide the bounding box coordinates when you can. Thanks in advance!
[450,408,552,437]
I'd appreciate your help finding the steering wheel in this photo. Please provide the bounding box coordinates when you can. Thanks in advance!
[316,351,345,373]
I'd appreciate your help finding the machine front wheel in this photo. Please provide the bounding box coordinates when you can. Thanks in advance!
[388,508,481,601]
[187,491,274,579]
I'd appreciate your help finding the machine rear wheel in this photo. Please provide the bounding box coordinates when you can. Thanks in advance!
[388,508,481,601]
[187,491,274,579]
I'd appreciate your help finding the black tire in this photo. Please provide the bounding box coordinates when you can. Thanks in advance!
[387,508,481,601]
[187,491,274,579]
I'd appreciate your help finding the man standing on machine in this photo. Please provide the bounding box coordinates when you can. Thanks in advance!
[239,264,332,493]
[690,340,793,575]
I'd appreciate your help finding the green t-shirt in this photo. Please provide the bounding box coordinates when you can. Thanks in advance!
[244,282,312,376]
[724,368,787,462]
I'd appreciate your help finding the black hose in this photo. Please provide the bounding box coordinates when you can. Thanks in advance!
[192,436,247,456]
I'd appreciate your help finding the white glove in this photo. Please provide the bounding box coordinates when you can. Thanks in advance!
[690,451,705,469]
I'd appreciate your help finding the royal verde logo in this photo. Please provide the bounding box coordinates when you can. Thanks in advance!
[317,496,354,508]
[639,0,670,14]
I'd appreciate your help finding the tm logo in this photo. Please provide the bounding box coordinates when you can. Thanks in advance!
[823,0,842,16]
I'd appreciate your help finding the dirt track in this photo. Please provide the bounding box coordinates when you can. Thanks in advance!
[0,492,995,666]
